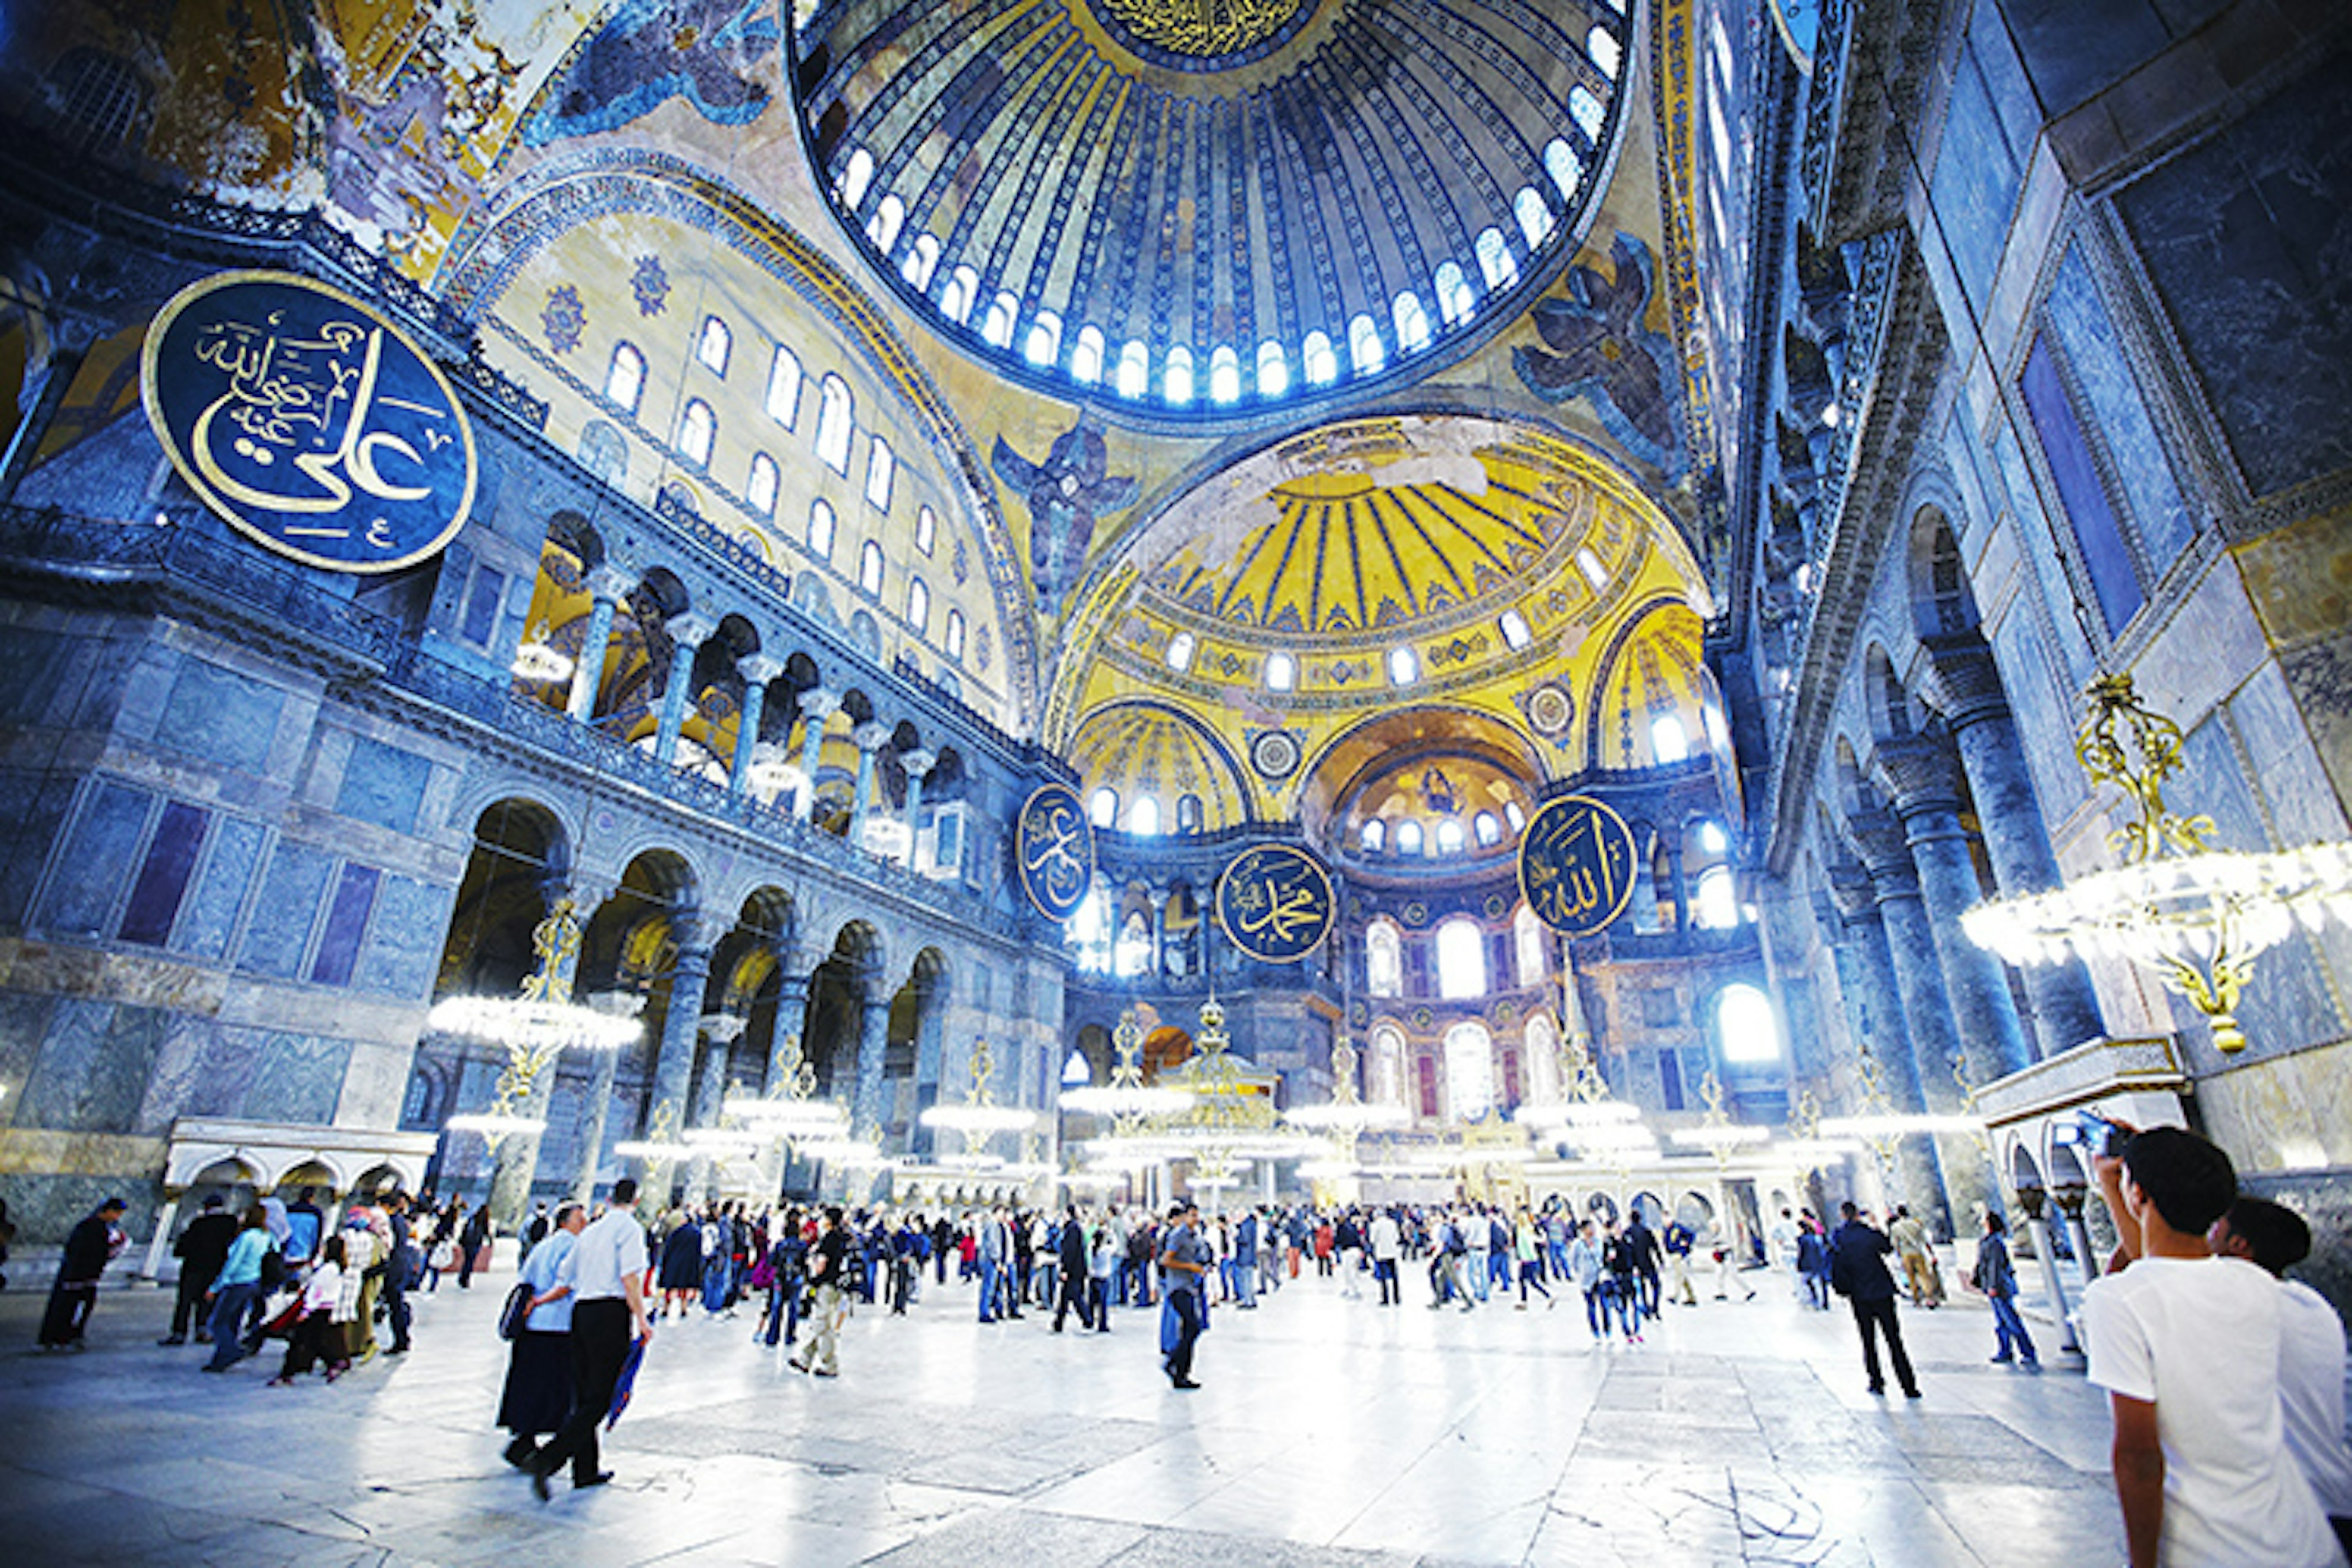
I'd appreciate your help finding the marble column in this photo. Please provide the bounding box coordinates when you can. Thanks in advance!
[1921,636,2106,1060]
[571,1025,625,1201]
[764,957,814,1092]
[689,1011,746,1202]
[638,916,715,1201]
[1820,873,1951,1237]
[794,686,840,821]
[848,721,891,847]
[1845,807,1999,1224]
[1148,887,1170,977]
[488,877,600,1230]
[729,654,785,799]
[566,564,639,722]
[899,748,936,869]
[1875,733,2034,1085]
[851,987,892,1142]
[651,613,716,767]
[2015,1185,2080,1352]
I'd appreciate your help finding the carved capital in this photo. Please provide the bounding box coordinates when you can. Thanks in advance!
[1918,636,2012,733]
[665,613,718,652]
[899,748,938,779]
[1872,733,1966,821]
[798,685,842,718]
[738,652,787,687]
[1825,859,1881,920]
[587,563,639,603]
[852,721,892,753]
[1844,806,1919,894]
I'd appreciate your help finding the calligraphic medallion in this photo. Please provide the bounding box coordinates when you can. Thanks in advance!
[1215,842,1335,964]
[1089,0,1311,67]
[141,270,478,573]
[1016,783,1096,922]
[1518,793,1637,938]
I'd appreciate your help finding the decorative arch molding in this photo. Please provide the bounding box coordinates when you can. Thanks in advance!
[1581,591,1708,774]
[435,148,1039,729]
[1065,697,1259,827]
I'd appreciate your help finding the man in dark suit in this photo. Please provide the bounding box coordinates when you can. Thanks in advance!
[1828,1200,1921,1398]
[161,1196,238,1345]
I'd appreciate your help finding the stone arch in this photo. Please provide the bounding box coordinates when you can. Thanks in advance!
[434,797,573,1001]
[1908,503,1980,639]
[1861,644,1912,740]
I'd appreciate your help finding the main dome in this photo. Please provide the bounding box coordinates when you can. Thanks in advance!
[789,0,1632,426]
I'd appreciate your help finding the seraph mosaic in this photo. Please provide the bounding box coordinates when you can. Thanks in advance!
[992,420,1139,619]
[523,0,778,148]
[1514,235,1689,481]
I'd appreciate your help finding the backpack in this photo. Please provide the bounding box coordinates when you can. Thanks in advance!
[258,1244,287,1291]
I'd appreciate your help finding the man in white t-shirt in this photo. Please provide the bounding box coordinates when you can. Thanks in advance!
[2209,1196,2352,1560]
[2081,1127,2342,1568]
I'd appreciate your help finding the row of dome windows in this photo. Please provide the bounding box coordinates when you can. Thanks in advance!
[839,81,1614,407]
[1087,787,1205,837]
[1359,802,1526,858]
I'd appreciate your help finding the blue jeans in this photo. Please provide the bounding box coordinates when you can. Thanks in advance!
[763,1276,802,1344]
[1581,1286,1609,1336]
[1604,1278,1638,1336]
[1988,1292,2037,1362]
[1235,1257,1256,1305]
[979,1263,1005,1321]
[205,1284,261,1370]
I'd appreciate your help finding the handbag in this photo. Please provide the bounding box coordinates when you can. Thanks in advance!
[429,1240,457,1271]
[497,1281,535,1340]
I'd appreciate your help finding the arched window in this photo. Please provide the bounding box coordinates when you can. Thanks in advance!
[1396,820,1425,855]
[1264,650,1295,692]
[1062,1047,1093,1087]
[746,452,779,516]
[1437,918,1488,1001]
[865,437,895,510]
[1433,262,1475,326]
[1130,796,1161,835]
[1693,865,1740,929]
[1514,905,1545,985]
[1504,800,1526,832]
[1393,291,1431,352]
[839,147,874,209]
[1208,345,1240,404]
[696,315,732,375]
[1071,326,1106,384]
[1588,26,1622,79]
[1371,1023,1407,1107]
[1115,909,1153,976]
[1164,344,1194,404]
[1444,1020,1495,1119]
[676,398,715,466]
[1544,138,1583,203]
[1387,645,1418,686]
[1475,227,1517,291]
[1025,310,1061,368]
[944,608,966,661]
[1090,786,1118,827]
[806,499,836,560]
[865,192,905,252]
[1302,331,1338,386]
[1498,608,1531,649]
[1515,186,1553,247]
[1717,983,1781,1063]
[1436,818,1465,853]
[1361,818,1386,853]
[1165,631,1196,673]
[901,232,941,291]
[981,292,1017,349]
[905,576,930,634]
[1069,884,1112,973]
[1117,341,1150,399]
[942,265,979,324]
[914,505,937,556]
[578,421,627,486]
[1474,811,1501,847]
[858,539,884,596]
[604,342,646,413]
[816,375,854,474]
[764,345,801,428]
[1569,86,1605,142]
[1176,794,1202,834]
[1650,712,1689,764]
[1523,1011,1561,1103]
[1348,314,1384,374]
[1366,919,1404,998]
[1576,546,1608,589]
[1257,339,1289,397]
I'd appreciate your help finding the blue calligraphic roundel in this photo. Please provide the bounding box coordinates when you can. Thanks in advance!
[1016,783,1096,922]
[141,270,478,573]
[1519,794,1638,938]
[1216,842,1336,964]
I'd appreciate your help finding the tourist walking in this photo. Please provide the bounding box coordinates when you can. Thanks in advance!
[1568,1219,1610,1343]
[1368,1208,1402,1306]
[791,1206,849,1378]
[530,1178,652,1499]
[268,1235,348,1385]
[1052,1207,1092,1331]
[1970,1211,2036,1368]
[201,1207,276,1373]
[1157,1201,1210,1389]
[37,1196,127,1351]
[1890,1205,1945,1308]
[160,1195,237,1346]
[500,1201,584,1470]
[1827,1202,1918,1398]
[1512,1210,1553,1308]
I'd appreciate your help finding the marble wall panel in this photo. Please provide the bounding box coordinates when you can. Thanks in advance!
[1997,0,2196,119]
[352,873,450,1000]
[2231,659,2345,843]
[18,999,165,1133]
[134,1011,223,1135]
[171,814,265,963]
[190,1024,266,1118]
[235,840,332,979]
[157,657,283,776]
[2043,244,2193,567]
[2114,47,2352,498]
[334,1037,414,1129]
[36,778,149,940]
[1929,48,2024,315]
[0,990,59,1123]
[241,1031,352,1126]
[0,770,77,929]
[333,735,432,835]
[2278,635,2352,825]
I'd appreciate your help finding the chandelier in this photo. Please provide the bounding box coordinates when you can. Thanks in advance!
[1515,1031,1654,1159]
[1666,1069,1772,1158]
[510,616,575,687]
[720,1023,851,1143]
[919,1036,1041,1141]
[437,899,642,1139]
[1963,673,2352,1054]
[1058,1009,1194,1120]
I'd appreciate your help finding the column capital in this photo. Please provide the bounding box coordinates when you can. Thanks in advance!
[1824,859,1880,921]
[798,685,842,718]
[665,612,718,651]
[1918,635,2013,733]
[1872,733,1967,822]
[852,721,892,753]
[1844,805,1920,894]
[738,652,787,687]
[587,562,639,602]
[667,909,717,959]
[899,748,938,779]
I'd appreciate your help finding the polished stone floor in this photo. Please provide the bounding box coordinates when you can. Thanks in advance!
[0,1257,2124,1566]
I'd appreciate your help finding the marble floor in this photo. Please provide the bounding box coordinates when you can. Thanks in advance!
[0,1261,2124,1567]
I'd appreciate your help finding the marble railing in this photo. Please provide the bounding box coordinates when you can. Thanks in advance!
[1973,1036,2187,1124]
